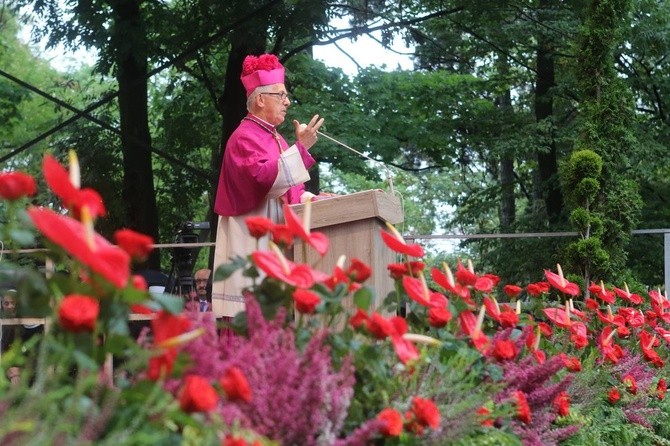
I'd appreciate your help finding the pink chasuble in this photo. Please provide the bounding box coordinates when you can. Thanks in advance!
[212,115,315,317]
[214,115,315,216]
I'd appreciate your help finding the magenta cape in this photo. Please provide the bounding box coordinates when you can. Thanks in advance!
[214,115,316,216]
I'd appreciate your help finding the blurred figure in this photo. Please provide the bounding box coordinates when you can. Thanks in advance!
[193,268,212,312]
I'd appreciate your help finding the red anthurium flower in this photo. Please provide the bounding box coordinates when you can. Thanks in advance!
[251,248,328,288]
[599,326,623,363]
[58,294,99,333]
[410,397,440,429]
[553,392,570,417]
[532,349,546,364]
[544,265,580,296]
[560,353,582,372]
[28,207,131,288]
[292,288,321,314]
[431,266,474,306]
[543,306,572,329]
[283,203,329,256]
[428,307,452,328]
[588,281,615,304]
[491,339,517,362]
[391,335,419,364]
[0,171,37,201]
[537,322,553,337]
[380,223,424,258]
[614,284,643,305]
[460,307,491,354]
[503,284,523,298]
[147,311,191,381]
[114,228,154,262]
[514,391,531,424]
[245,216,274,238]
[619,307,645,328]
[657,379,667,400]
[570,322,589,349]
[220,366,252,402]
[649,289,669,309]
[43,154,106,219]
[526,281,551,297]
[179,375,218,413]
[482,273,501,287]
[608,387,620,404]
[483,297,518,328]
[403,274,448,309]
[639,331,664,367]
[377,408,403,437]
[596,306,626,327]
[654,326,670,344]
[455,260,478,287]
[623,375,638,394]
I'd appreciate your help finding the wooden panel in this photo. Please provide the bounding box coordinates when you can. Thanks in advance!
[290,189,403,229]
[294,218,396,314]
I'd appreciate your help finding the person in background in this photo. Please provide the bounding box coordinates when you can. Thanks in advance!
[1,289,42,386]
[212,53,324,317]
[194,268,211,312]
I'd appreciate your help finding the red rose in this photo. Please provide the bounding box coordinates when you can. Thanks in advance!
[346,258,372,283]
[292,288,321,314]
[411,397,440,429]
[132,274,148,291]
[657,378,667,400]
[476,406,494,427]
[492,339,517,362]
[114,228,154,261]
[427,307,452,328]
[245,216,274,238]
[58,294,99,333]
[271,224,294,247]
[220,366,252,402]
[178,375,218,413]
[553,391,570,416]
[387,263,409,279]
[377,408,403,436]
[503,284,523,298]
[608,387,620,403]
[0,171,37,201]
[514,391,531,424]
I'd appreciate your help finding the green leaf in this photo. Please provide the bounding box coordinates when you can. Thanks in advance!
[352,287,373,310]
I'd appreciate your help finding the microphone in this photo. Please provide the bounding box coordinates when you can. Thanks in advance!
[316,130,395,195]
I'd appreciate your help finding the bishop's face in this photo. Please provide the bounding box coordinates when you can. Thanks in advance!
[255,83,290,126]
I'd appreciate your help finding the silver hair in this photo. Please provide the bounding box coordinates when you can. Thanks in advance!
[247,84,280,111]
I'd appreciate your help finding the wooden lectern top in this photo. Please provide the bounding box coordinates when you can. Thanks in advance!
[290,189,403,229]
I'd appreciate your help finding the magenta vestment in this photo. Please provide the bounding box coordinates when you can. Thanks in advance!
[214,115,315,216]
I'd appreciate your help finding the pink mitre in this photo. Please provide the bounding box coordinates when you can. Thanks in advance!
[240,54,285,97]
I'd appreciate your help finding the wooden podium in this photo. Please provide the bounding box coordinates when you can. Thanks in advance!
[290,189,403,311]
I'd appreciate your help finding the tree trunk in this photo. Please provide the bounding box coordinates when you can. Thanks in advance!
[114,0,160,269]
[535,0,562,223]
[207,28,267,269]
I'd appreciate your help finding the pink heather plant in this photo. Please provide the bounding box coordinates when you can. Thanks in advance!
[180,296,359,445]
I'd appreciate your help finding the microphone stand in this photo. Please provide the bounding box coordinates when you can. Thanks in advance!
[317,130,395,195]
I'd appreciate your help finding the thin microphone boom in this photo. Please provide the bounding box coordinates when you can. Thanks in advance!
[317,130,394,195]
